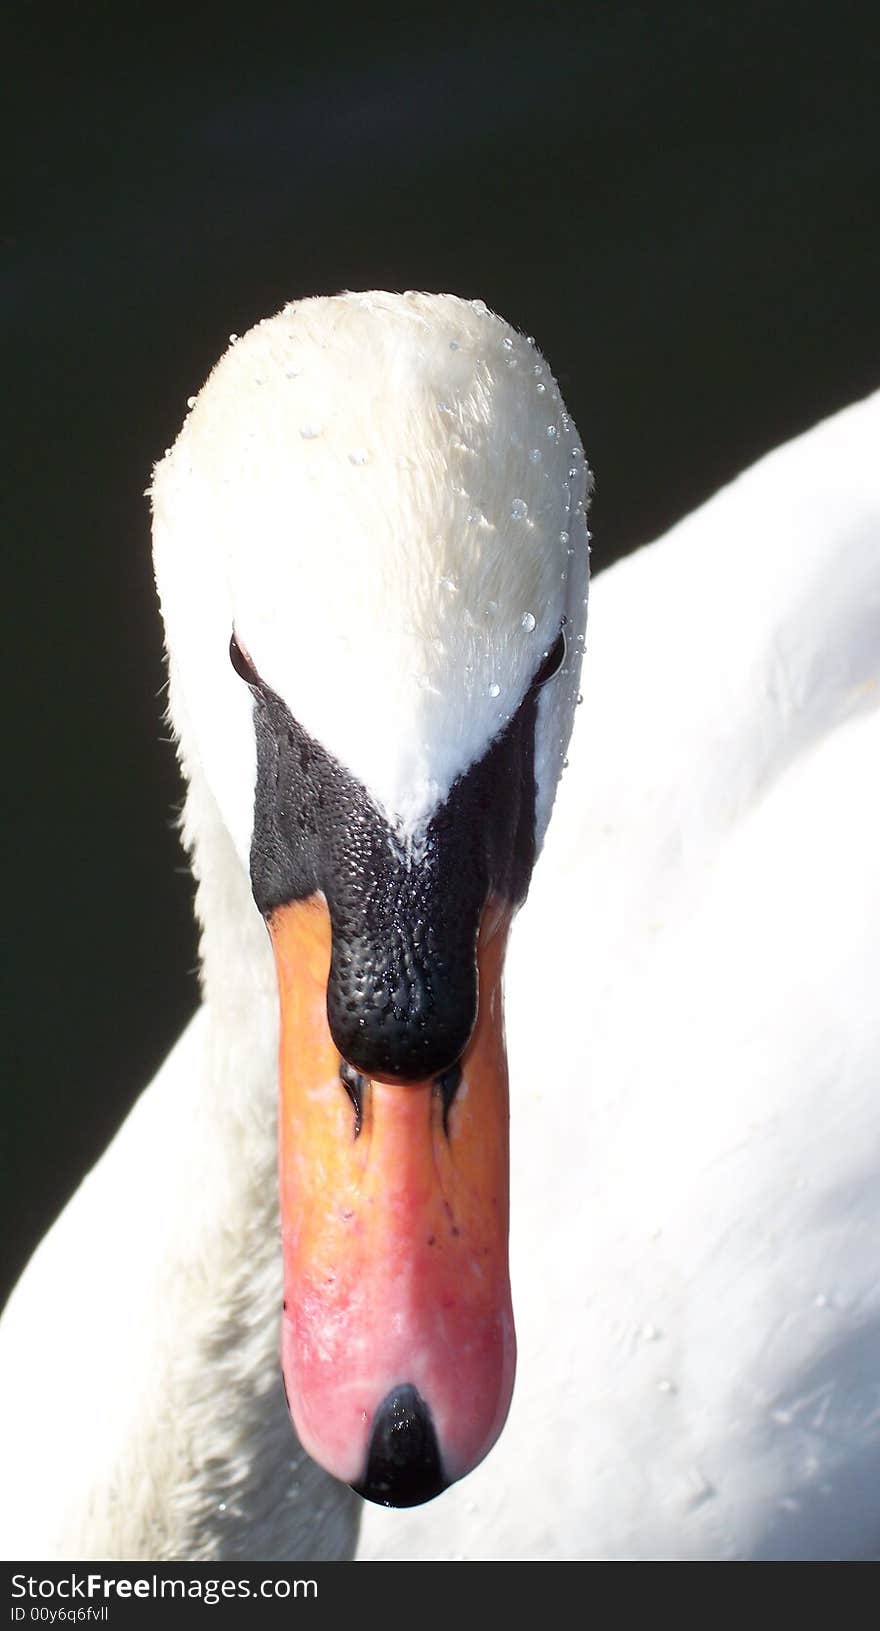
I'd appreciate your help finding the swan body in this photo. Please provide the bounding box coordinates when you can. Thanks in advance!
[1,289,878,1559]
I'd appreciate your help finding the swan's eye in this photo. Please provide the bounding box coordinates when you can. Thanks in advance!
[229,631,260,686]
[532,628,566,688]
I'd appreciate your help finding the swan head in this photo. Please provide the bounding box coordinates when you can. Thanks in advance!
[152,291,590,1505]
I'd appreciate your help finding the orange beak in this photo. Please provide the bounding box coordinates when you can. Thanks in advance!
[269,895,515,1503]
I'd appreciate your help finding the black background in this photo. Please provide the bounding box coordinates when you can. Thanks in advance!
[3,1,878,1303]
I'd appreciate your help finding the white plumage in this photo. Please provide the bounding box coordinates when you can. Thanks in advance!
[1,292,878,1560]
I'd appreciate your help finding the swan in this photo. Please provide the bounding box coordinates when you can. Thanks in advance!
[1,291,878,1562]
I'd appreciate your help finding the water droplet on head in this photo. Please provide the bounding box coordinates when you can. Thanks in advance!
[547,425,558,439]
[510,498,528,521]
[470,299,488,316]
[467,508,481,525]
[228,333,238,343]
[529,447,542,464]
[439,576,457,594]
[560,530,570,545]
[502,336,514,350]
[449,339,460,351]
[576,692,583,705]
[489,682,501,698]
[348,449,369,465]
[300,423,322,440]
[536,382,546,394]
[521,611,536,632]
[186,395,197,409]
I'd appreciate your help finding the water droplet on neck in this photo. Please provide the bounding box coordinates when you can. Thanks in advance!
[560,530,570,545]
[300,423,322,440]
[470,299,488,316]
[536,382,546,394]
[529,448,542,464]
[510,498,528,521]
[348,449,369,465]
[521,611,536,632]
[502,336,514,350]
[547,425,558,439]
[489,682,501,698]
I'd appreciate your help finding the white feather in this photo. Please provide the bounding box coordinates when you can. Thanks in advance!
[151,291,589,858]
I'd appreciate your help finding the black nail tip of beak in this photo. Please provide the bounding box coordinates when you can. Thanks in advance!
[351,1384,449,1508]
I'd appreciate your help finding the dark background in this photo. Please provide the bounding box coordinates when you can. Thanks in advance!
[3,1,878,1303]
